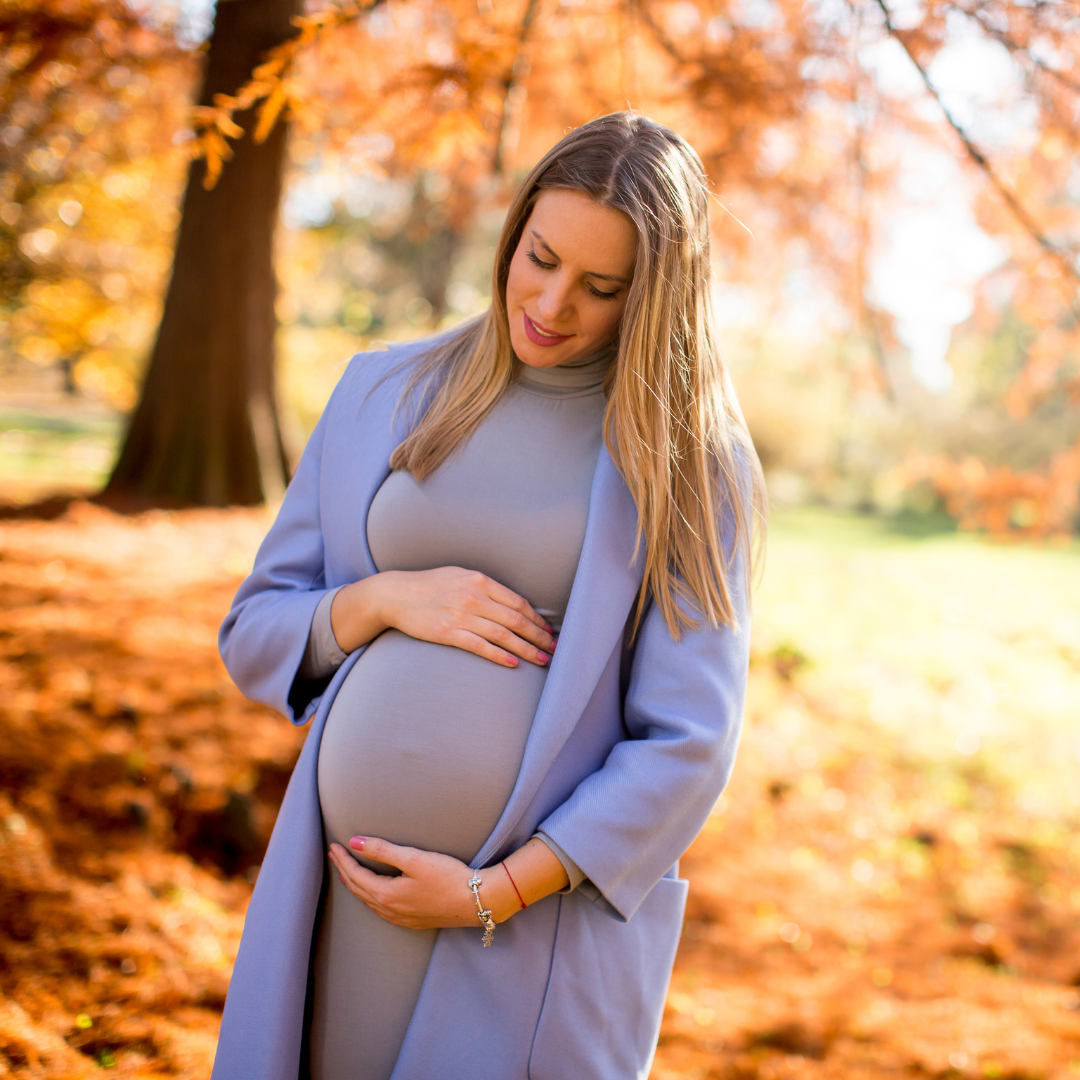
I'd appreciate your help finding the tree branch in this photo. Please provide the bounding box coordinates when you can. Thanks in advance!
[874,0,1079,285]
[491,0,542,175]
[189,0,371,188]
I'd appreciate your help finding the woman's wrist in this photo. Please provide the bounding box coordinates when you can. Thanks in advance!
[477,865,520,925]
[485,837,571,924]
[330,573,395,653]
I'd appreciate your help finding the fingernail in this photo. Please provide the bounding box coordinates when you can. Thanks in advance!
[350,837,366,851]
[338,874,345,884]
[537,651,549,664]
[506,656,518,667]
[544,624,554,634]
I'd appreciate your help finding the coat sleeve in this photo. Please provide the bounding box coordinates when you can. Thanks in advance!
[536,502,752,922]
[218,398,339,726]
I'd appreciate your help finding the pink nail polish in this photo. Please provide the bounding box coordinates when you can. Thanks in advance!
[544,624,554,634]
[537,651,549,664]
[350,836,366,851]
[339,874,345,884]
[507,656,518,667]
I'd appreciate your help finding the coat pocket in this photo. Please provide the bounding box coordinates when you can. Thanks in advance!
[528,875,688,1080]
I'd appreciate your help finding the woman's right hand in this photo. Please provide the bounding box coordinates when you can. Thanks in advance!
[329,567,558,668]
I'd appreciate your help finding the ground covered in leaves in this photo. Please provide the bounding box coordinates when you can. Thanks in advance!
[0,503,1078,1078]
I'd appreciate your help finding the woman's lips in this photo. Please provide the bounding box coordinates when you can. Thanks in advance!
[523,311,573,347]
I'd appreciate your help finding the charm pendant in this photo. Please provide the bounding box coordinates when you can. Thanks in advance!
[468,872,496,947]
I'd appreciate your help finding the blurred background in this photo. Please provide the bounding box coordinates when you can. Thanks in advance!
[1,0,1078,1076]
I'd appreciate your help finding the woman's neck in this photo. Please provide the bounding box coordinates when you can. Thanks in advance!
[515,341,617,399]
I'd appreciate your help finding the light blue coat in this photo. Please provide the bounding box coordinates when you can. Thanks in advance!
[213,336,751,1080]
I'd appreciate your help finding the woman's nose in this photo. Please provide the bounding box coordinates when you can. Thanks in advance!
[536,279,573,324]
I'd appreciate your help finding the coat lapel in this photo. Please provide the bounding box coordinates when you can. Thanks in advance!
[473,444,644,867]
[327,359,416,586]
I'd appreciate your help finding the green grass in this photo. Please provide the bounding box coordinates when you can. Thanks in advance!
[757,507,1080,820]
[0,407,121,502]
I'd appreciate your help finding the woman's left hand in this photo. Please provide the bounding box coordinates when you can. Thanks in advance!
[328,837,520,929]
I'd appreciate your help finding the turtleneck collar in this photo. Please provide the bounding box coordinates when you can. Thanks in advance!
[515,341,618,399]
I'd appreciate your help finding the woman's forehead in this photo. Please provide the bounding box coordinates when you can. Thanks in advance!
[527,190,637,276]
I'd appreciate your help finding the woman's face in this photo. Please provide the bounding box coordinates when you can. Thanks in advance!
[505,188,637,369]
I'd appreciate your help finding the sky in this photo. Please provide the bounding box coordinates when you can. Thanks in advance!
[861,21,1029,393]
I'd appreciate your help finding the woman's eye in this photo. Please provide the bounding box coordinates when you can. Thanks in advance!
[525,249,619,300]
[586,283,620,301]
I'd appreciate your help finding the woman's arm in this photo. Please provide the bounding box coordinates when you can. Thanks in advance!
[223,350,557,711]
[534,563,751,921]
[328,570,749,932]
[329,567,558,668]
[327,835,569,929]
[219,406,338,723]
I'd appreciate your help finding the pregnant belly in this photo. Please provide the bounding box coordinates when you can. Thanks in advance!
[317,629,548,869]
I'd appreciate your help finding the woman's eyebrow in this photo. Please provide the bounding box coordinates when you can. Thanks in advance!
[531,230,630,284]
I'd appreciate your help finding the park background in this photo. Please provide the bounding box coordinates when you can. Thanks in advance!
[1,0,1079,1076]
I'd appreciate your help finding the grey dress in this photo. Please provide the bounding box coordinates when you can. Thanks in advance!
[302,346,614,1080]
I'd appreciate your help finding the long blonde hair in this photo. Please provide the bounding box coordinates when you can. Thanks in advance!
[389,112,767,638]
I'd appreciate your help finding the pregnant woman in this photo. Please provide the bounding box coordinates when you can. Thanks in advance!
[215,111,765,1080]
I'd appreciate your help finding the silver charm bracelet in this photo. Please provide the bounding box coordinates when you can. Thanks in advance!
[468,872,496,946]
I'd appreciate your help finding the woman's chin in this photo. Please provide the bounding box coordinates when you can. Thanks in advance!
[509,333,568,370]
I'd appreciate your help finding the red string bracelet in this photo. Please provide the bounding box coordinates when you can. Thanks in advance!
[502,861,527,909]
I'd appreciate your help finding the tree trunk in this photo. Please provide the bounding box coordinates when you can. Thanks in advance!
[105,0,300,507]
